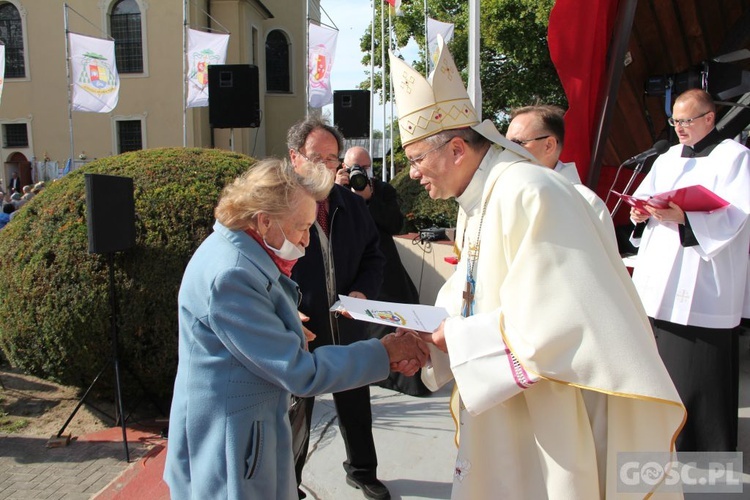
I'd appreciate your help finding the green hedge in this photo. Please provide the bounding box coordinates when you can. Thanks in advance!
[390,166,458,233]
[0,148,253,403]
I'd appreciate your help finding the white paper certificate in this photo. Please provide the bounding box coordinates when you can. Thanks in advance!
[331,295,450,333]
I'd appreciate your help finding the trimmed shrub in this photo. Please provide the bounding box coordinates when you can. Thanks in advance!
[0,148,253,403]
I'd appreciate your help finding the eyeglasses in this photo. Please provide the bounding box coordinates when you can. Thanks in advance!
[297,150,341,169]
[667,111,711,128]
[407,139,452,169]
[509,135,550,146]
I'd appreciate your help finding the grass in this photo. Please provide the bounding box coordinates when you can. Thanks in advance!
[0,396,29,433]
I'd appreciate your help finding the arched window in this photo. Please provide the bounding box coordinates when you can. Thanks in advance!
[0,3,25,78]
[266,30,290,93]
[109,0,143,74]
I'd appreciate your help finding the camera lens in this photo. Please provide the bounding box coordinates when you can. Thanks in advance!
[348,166,369,191]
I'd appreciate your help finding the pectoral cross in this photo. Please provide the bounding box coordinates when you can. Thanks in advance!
[462,277,475,318]
[463,281,474,307]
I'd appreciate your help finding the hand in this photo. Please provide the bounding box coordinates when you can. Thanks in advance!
[302,325,316,342]
[381,331,429,376]
[298,311,316,350]
[389,329,426,376]
[335,168,350,186]
[352,181,373,202]
[646,201,685,225]
[416,320,448,353]
[333,292,367,320]
[630,207,650,223]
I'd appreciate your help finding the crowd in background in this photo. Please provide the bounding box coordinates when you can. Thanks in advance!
[0,175,46,230]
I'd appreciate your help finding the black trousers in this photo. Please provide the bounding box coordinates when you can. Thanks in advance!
[651,318,739,452]
[294,384,378,487]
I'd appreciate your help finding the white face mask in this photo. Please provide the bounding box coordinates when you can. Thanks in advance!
[263,222,305,261]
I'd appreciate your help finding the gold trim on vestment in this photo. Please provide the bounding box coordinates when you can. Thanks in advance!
[450,383,460,448]
[496,312,687,491]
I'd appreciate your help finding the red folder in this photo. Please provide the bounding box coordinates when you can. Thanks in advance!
[611,185,729,213]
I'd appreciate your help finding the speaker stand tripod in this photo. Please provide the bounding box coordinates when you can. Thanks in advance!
[54,252,130,462]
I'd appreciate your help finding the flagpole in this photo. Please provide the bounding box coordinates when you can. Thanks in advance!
[305,0,310,117]
[182,0,188,147]
[388,7,394,180]
[423,0,428,78]
[369,0,375,160]
[468,0,482,120]
[381,0,386,181]
[63,3,75,165]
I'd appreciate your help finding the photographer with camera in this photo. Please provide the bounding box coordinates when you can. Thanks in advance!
[338,157,372,197]
[342,147,428,397]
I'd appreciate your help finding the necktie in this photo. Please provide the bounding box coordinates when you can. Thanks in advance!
[316,200,329,236]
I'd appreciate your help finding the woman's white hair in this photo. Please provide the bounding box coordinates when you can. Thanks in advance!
[215,158,333,230]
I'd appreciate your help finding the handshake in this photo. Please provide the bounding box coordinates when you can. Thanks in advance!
[380,330,430,377]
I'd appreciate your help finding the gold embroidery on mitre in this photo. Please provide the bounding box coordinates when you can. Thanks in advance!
[440,61,455,81]
[399,70,414,94]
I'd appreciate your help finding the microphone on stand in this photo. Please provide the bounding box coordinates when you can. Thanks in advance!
[621,139,670,168]
[608,139,671,217]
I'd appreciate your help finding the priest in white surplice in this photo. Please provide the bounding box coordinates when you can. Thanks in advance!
[629,88,750,452]
[390,37,685,499]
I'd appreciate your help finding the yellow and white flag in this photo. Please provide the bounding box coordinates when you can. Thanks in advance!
[186,29,229,108]
[0,45,5,106]
[308,23,338,108]
[427,18,454,70]
[68,33,120,113]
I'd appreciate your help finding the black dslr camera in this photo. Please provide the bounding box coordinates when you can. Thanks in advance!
[343,164,370,191]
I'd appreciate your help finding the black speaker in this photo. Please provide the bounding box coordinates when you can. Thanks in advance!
[334,90,370,138]
[85,174,136,254]
[208,64,260,128]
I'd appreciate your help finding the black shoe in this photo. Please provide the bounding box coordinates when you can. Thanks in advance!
[297,488,306,499]
[345,475,391,500]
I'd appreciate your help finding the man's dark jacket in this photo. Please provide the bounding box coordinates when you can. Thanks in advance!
[292,184,384,347]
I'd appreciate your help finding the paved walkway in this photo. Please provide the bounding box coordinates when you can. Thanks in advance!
[0,428,155,499]
[0,333,748,499]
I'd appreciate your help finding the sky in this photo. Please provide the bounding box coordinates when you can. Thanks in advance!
[319,0,419,133]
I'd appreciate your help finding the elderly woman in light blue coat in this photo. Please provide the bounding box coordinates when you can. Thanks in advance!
[163,158,426,499]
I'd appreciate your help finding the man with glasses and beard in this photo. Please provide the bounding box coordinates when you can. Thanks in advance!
[389,36,685,499]
[630,88,750,452]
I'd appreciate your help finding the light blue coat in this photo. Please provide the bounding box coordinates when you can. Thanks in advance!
[164,222,389,499]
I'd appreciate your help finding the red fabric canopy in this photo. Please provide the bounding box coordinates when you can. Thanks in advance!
[547,0,620,185]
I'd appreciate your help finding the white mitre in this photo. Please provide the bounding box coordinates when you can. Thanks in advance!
[389,35,534,161]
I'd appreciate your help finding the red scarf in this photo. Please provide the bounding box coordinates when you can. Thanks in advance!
[244,228,297,277]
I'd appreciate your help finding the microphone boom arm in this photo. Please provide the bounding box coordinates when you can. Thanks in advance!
[610,159,647,219]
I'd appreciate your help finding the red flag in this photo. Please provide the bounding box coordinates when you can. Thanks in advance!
[384,0,401,10]
[547,0,619,184]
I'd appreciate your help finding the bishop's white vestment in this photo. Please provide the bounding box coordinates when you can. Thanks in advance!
[423,145,685,499]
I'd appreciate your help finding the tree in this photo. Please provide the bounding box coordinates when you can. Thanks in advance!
[359,0,565,127]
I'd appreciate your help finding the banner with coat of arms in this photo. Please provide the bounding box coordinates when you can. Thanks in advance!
[68,33,120,113]
[186,29,229,108]
[308,23,338,108]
